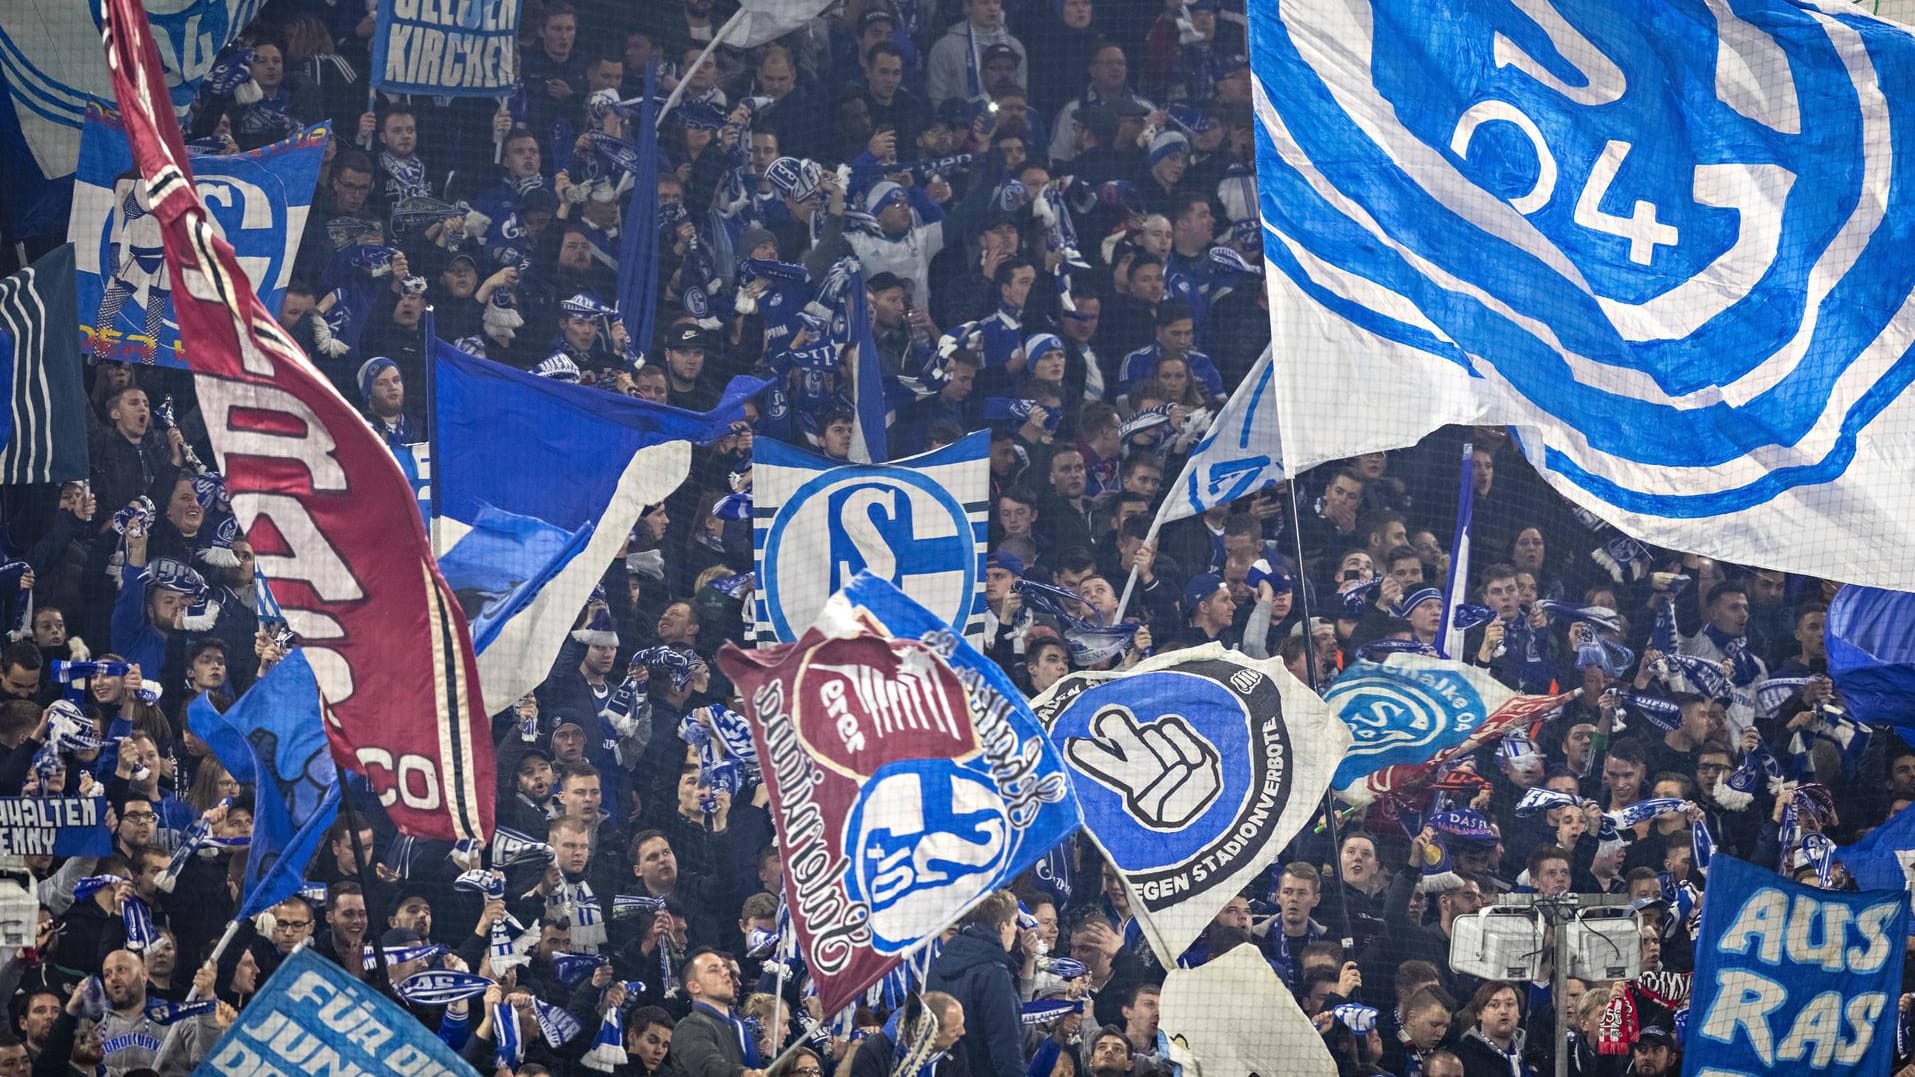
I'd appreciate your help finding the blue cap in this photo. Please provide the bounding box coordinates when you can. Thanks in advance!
[1183,573,1226,611]
[987,550,1026,578]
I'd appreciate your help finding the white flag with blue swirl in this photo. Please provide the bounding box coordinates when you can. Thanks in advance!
[1249,0,1915,589]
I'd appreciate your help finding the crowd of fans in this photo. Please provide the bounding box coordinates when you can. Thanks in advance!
[0,0,1902,1076]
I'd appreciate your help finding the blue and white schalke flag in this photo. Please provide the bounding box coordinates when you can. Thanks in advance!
[1028,643,1348,966]
[754,430,989,643]
[69,106,326,367]
[1250,0,1915,590]
[1157,347,1281,525]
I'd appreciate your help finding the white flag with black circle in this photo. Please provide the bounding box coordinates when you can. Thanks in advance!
[1029,643,1349,966]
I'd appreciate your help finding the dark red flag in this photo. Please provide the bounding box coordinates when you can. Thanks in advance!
[99,0,494,842]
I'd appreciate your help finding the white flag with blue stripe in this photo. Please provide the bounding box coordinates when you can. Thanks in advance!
[1157,346,1281,525]
[1250,0,1915,590]
[753,431,989,643]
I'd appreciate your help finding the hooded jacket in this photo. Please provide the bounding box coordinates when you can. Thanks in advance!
[925,924,1025,1077]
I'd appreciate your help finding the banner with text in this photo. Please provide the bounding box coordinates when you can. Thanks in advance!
[0,798,109,856]
[371,0,522,96]
[718,572,1079,1016]
[193,947,478,1076]
[1684,854,1906,1077]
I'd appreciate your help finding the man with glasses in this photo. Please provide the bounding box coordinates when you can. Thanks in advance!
[665,949,766,1077]
[110,799,159,863]
[264,898,314,976]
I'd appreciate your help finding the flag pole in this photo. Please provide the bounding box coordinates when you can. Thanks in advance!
[1115,501,1170,622]
[656,9,748,122]
[1283,479,1356,953]
[347,818,394,989]
[1434,441,1475,660]
[423,306,443,549]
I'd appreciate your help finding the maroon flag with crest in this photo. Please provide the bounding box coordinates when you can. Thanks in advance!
[98,0,494,842]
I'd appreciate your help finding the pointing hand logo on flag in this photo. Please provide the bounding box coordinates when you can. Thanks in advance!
[1065,708,1222,830]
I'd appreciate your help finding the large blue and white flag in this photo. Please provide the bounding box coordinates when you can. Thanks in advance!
[0,0,266,241]
[1324,653,1574,805]
[1249,0,1915,590]
[1839,801,1915,929]
[189,650,341,919]
[431,342,763,713]
[370,0,521,96]
[1157,346,1280,525]
[69,106,326,367]
[197,948,475,1074]
[753,430,989,643]
[1687,854,1906,1076]
[1028,643,1347,965]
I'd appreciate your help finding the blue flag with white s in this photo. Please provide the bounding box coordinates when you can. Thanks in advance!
[188,650,341,920]
[68,106,327,367]
[370,0,521,95]
[1156,346,1281,526]
[1685,854,1906,1076]
[753,430,989,643]
[431,342,764,712]
[1250,0,1915,591]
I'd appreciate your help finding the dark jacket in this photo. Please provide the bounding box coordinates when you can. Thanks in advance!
[924,925,1024,1077]
[664,1002,752,1077]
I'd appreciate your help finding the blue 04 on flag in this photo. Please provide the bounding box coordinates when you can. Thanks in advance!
[753,431,989,642]
[1250,0,1915,590]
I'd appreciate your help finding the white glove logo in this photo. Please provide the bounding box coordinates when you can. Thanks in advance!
[1066,707,1222,829]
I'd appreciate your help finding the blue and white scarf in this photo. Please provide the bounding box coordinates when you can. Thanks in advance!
[1702,624,1762,686]
[75,875,154,951]
[533,996,583,1047]
[494,999,523,1069]
[1713,741,1781,811]
[491,827,555,868]
[552,951,609,986]
[1603,797,1688,841]
[1610,690,1682,733]
[397,970,493,1006]
[143,998,217,1025]
[363,944,444,972]
[581,982,646,1072]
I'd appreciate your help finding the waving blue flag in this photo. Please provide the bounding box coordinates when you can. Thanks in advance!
[1839,802,1915,935]
[431,341,766,712]
[195,650,341,919]
[1250,0,1915,591]
[1827,585,1915,737]
[617,62,662,352]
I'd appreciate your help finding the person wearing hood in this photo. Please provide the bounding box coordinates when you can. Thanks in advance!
[356,357,423,450]
[926,890,1028,1077]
